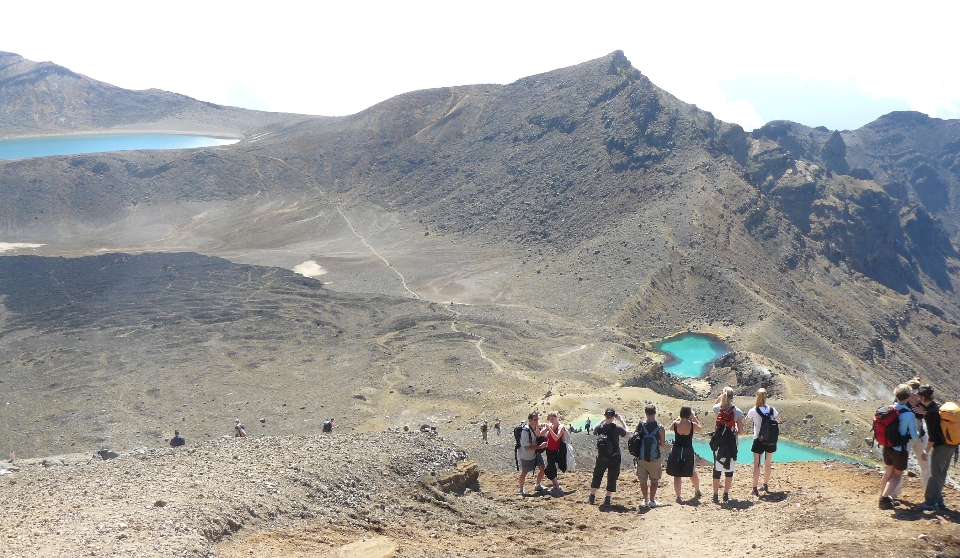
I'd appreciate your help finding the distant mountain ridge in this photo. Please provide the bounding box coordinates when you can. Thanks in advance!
[0,51,316,136]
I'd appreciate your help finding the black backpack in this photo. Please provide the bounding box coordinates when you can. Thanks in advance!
[513,423,531,470]
[596,425,619,458]
[757,407,779,444]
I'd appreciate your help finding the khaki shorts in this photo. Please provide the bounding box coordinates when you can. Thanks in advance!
[636,458,662,482]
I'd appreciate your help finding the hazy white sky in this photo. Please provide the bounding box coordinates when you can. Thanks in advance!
[4,1,958,131]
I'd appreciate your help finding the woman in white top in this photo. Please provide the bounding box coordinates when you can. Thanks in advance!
[746,388,779,495]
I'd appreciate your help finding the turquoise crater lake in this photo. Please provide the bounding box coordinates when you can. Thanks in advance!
[653,333,730,378]
[0,133,238,161]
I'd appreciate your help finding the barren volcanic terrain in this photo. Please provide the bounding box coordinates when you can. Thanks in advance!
[2,50,960,556]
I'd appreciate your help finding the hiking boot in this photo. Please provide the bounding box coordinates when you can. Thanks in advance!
[585,494,595,505]
[602,496,611,507]
[518,487,526,497]
[640,500,648,508]
[879,496,894,510]
[648,500,661,508]
[752,487,760,497]
[676,496,683,504]
[712,493,719,504]
[551,486,563,496]
[694,489,702,499]
[722,492,729,503]
[920,502,939,512]
[534,483,548,492]
[762,484,769,492]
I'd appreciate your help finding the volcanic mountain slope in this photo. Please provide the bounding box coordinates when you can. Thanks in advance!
[2,51,960,460]
[0,51,315,136]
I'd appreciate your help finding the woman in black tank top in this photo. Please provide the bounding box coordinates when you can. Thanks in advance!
[666,406,702,503]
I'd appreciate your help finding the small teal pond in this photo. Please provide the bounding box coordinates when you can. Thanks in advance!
[680,436,863,464]
[653,333,730,378]
[0,134,238,160]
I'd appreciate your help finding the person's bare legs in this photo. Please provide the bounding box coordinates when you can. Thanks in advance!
[879,465,894,496]
[650,480,659,503]
[763,452,774,487]
[752,453,762,489]
[881,468,903,498]
[724,475,733,495]
[674,476,682,498]
[640,481,649,502]
[691,470,700,494]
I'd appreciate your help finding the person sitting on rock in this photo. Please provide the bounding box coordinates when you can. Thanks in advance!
[169,430,185,448]
[235,419,248,438]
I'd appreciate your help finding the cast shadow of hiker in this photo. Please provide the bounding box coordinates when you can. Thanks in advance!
[759,490,789,503]
[721,498,755,511]
[598,503,634,514]
[892,505,960,524]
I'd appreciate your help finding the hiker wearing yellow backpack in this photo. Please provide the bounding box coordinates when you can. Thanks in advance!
[878,384,920,510]
[918,384,958,512]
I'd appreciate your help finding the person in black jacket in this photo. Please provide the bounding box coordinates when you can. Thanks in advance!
[919,385,951,511]
[585,408,628,508]
[169,430,185,447]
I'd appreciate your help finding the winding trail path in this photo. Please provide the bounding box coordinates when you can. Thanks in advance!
[336,204,420,300]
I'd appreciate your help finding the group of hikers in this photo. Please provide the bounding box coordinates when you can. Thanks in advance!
[877,378,957,511]
[515,386,782,507]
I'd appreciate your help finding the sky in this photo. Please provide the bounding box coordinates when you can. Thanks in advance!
[3,1,958,132]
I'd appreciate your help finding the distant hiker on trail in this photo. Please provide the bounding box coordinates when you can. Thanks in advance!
[918,384,953,511]
[235,419,247,438]
[634,405,666,508]
[517,412,548,496]
[169,430,185,448]
[322,418,335,434]
[544,411,568,495]
[666,406,702,503]
[585,408,628,508]
[892,377,929,500]
[878,384,919,510]
[584,417,592,432]
[481,420,489,444]
[746,388,779,496]
[495,418,502,436]
[711,387,744,504]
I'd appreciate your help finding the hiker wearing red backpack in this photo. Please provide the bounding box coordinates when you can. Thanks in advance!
[711,387,744,504]
[918,384,954,511]
[878,384,920,510]
[891,378,930,500]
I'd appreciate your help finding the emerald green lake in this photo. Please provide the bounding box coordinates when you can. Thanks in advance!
[653,333,730,378]
[683,436,863,464]
[0,134,238,161]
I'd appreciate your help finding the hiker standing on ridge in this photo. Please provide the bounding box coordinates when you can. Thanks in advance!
[918,384,952,511]
[746,388,779,496]
[635,405,666,508]
[322,418,335,434]
[517,412,548,496]
[892,378,929,500]
[495,418,502,436]
[585,408,628,507]
[711,387,744,504]
[879,384,919,510]
[667,406,702,502]
[481,420,489,444]
[584,417,592,433]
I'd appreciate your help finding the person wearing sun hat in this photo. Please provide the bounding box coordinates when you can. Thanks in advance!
[585,407,627,508]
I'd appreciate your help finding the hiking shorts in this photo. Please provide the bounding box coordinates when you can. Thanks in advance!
[751,438,777,455]
[520,454,545,473]
[636,458,662,483]
[882,446,909,471]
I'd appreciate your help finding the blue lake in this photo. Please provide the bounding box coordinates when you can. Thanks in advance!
[683,436,864,464]
[0,134,238,161]
[653,333,730,378]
